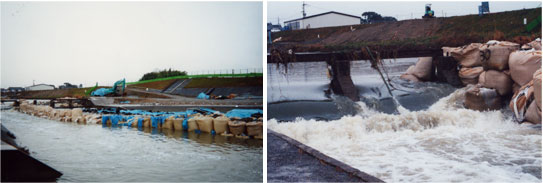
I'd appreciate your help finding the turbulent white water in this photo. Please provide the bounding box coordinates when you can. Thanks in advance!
[268,88,542,182]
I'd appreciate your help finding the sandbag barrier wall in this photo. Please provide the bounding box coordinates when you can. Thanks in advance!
[16,102,263,139]
[403,39,542,124]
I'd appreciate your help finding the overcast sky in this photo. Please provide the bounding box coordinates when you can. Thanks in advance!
[1,2,262,88]
[268,1,541,25]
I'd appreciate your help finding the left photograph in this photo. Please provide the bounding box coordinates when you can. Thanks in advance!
[1,1,263,182]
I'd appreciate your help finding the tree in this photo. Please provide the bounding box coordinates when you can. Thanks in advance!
[139,68,188,81]
[361,12,397,24]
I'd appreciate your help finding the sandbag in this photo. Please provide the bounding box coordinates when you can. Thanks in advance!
[524,101,541,124]
[213,116,230,134]
[74,117,86,124]
[131,117,139,127]
[459,67,484,85]
[512,83,521,94]
[509,50,542,86]
[406,57,433,81]
[464,86,502,111]
[173,118,184,131]
[522,39,542,50]
[187,118,198,132]
[196,116,213,133]
[246,122,263,137]
[479,70,513,96]
[71,108,83,120]
[228,121,246,136]
[400,73,420,82]
[510,81,534,122]
[480,41,519,71]
[162,116,174,129]
[533,69,542,109]
[143,117,151,128]
[443,43,484,67]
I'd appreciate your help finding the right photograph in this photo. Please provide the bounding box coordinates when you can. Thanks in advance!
[267,1,541,182]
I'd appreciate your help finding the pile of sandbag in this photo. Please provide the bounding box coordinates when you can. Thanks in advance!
[510,69,542,124]
[400,57,433,82]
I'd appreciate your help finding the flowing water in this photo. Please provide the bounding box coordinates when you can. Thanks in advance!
[1,111,262,182]
[267,59,542,182]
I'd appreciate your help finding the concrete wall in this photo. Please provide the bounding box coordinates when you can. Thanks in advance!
[287,13,360,30]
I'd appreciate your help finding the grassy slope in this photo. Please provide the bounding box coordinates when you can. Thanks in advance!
[271,8,541,52]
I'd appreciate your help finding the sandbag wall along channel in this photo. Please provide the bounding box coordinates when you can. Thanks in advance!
[16,102,263,139]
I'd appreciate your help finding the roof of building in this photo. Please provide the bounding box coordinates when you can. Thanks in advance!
[26,84,56,88]
[284,11,360,23]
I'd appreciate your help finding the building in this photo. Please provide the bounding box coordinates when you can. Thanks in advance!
[267,23,282,32]
[7,87,25,93]
[59,82,79,89]
[25,84,55,91]
[284,11,360,30]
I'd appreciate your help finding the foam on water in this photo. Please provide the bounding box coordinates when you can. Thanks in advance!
[268,88,542,182]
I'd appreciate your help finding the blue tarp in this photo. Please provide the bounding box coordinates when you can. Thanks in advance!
[226,109,263,118]
[197,92,209,99]
[91,88,112,96]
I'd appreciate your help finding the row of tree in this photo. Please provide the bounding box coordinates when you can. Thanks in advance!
[139,68,187,81]
[360,12,397,24]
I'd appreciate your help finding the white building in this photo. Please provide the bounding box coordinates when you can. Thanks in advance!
[25,84,55,91]
[284,11,360,30]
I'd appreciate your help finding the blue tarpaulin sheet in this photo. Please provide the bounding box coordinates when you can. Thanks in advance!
[197,92,209,99]
[226,109,263,118]
[91,88,112,96]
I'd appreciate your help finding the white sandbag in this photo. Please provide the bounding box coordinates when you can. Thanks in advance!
[464,85,502,111]
[213,116,230,134]
[406,57,433,81]
[442,43,484,67]
[459,66,484,85]
[71,108,83,120]
[479,70,513,96]
[533,69,542,109]
[509,50,542,86]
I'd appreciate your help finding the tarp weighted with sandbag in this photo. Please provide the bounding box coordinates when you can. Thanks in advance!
[509,50,542,86]
[196,116,214,133]
[464,85,502,111]
[459,67,484,85]
[478,70,513,96]
[213,115,230,134]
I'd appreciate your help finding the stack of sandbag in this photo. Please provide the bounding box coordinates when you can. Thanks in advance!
[213,115,230,134]
[510,69,541,124]
[521,39,542,50]
[464,85,502,111]
[400,57,433,82]
[443,43,485,85]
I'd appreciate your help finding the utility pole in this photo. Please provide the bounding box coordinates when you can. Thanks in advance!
[302,1,307,18]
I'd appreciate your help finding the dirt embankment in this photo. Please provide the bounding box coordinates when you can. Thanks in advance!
[271,8,541,52]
